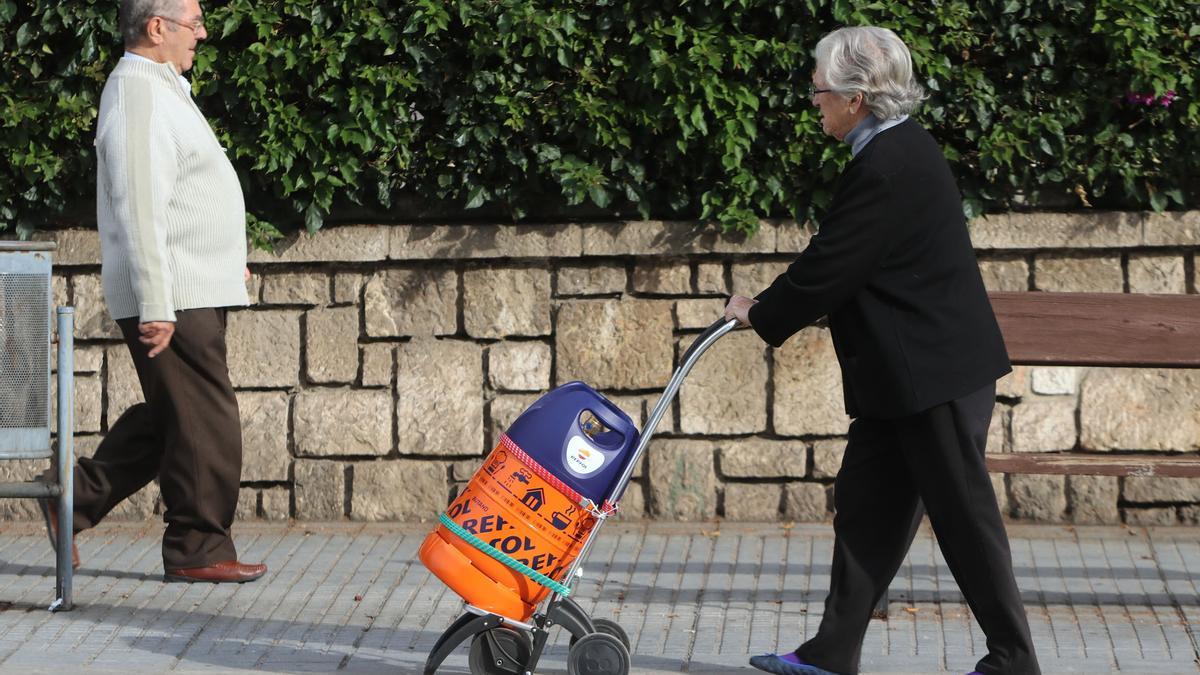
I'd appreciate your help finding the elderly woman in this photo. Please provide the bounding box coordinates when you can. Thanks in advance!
[726,27,1040,675]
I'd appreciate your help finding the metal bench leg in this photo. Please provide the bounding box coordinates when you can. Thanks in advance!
[51,307,74,613]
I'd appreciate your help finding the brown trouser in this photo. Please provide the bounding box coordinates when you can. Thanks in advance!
[71,308,242,569]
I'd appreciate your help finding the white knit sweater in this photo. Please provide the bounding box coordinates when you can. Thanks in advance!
[95,57,248,322]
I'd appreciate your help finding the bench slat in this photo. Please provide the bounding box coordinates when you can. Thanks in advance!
[989,292,1200,368]
[986,453,1200,478]
[983,293,1199,478]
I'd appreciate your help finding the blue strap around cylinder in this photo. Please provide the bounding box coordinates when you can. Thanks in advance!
[438,513,571,597]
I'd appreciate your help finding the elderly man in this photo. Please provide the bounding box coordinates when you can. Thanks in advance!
[727,27,1039,675]
[42,0,265,584]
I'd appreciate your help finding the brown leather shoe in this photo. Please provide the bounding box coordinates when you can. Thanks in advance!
[163,560,267,584]
[37,498,80,570]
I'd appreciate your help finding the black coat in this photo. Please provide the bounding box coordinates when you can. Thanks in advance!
[748,118,1010,419]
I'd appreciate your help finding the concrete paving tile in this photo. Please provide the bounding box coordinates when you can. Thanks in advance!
[0,521,1195,672]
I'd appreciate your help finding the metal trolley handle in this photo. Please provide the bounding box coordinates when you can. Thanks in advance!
[619,317,739,489]
[555,318,739,595]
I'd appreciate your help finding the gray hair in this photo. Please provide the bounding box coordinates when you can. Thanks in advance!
[120,0,185,45]
[814,27,926,119]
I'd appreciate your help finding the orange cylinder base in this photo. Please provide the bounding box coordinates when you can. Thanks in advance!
[418,527,536,621]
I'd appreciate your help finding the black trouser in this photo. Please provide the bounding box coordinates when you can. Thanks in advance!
[795,384,1040,675]
[70,308,242,569]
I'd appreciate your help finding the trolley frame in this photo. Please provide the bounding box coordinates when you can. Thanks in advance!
[424,318,738,675]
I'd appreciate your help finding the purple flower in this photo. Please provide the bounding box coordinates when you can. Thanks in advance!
[1123,90,1179,108]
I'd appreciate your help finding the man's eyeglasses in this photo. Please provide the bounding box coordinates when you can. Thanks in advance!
[158,15,205,33]
[809,86,834,98]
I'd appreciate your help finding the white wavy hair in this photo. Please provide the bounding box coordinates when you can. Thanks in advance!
[120,0,185,45]
[814,26,927,119]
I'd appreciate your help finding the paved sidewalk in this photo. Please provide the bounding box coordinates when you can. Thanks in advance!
[0,521,1197,674]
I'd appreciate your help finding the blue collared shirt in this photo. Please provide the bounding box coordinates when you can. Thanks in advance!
[844,114,908,157]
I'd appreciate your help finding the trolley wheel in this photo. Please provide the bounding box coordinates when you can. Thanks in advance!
[569,617,631,651]
[468,626,532,675]
[567,632,630,675]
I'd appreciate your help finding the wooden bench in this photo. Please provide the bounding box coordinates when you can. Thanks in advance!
[985,292,1200,478]
[873,291,1200,619]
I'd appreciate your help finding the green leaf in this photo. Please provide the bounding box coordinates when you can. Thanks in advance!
[962,198,984,219]
[221,14,240,38]
[304,202,324,234]
[465,185,487,209]
[535,144,562,162]
[588,185,611,208]
[690,104,708,136]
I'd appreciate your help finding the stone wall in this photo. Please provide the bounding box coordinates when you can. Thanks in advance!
[6,211,1198,525]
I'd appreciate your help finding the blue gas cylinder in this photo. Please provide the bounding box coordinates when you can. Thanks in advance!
[505,382,640,504]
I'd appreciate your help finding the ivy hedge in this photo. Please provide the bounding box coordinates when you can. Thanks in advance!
[1,0,1197,243]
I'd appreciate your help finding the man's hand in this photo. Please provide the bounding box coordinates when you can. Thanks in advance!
[244,267,251,283]
[138,321,176,358]
[723,295,758,327]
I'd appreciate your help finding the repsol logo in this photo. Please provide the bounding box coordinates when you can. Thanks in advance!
[516,554,561,575]
[485,534,564,574]
[458,514,510,535]
[487,534,537,555]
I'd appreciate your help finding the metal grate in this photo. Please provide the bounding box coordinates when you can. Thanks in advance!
[0,273,50,429]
